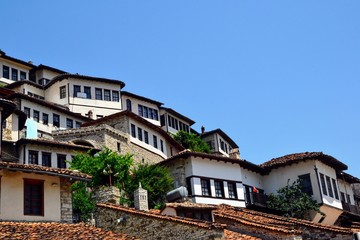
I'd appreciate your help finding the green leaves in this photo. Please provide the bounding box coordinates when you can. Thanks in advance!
[173,131,211,153]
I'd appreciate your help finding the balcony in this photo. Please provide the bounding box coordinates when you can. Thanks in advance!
[246,192,268,208]
[342,201,360,216]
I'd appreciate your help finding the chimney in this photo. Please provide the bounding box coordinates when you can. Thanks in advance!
[134,183,148,211]
[201,126,205,134]
[229,148,241,159]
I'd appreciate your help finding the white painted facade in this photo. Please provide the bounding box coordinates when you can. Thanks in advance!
[0,57,32,85]
[201,133,233,157]
[159,109,192,134]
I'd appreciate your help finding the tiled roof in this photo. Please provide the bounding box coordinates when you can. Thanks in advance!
[0,51,35,68]
[260,152,348,171]
[337,171,360,184]
[201,128,239,148]
[5,79,45,90]
[97,203,225,230]
[165,202,218,210]
[122,91,163,106]
[224,229,262,240]
[0,162,92,181]
[0,222,135,240]
[36,64,67,74]
[15,138,98,151]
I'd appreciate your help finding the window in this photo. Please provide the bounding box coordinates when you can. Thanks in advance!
[33,110,40,122]
[341,192,345,202]
[201,179,211,196]
[326,176,334,198]
[75,121,81,128]
[319,173,327,195]
[66,118,73,128]
[42,152,51,167]
[160,139,164,152]
[186,177,192,196]
[143,106,148,118]
[73,85,81,97]
[144,131,149,144]
[153,135,158,148]
[117,142,121,152]
[138,127,143,141]
[60,86,66,99]
[24,179,44,216]
[28,151,38,164]
[126,99,132,111]
[42,113,49,125]
[104,89,111,101]
[84,86,91,99]
[95,88,103,100]
[112,91,119,102]
[138,105,158,120]
[20,71,26,80]
[2,65,9,79]
[346,194,351,203]
[53,114,60,128]
[214,180,224,197]
[228,182,237,199]
[11,68,18,80]
[57,154,67,168]
[332,178,339,200]
[153,110,158,121]
[131,124,136,138]
[298,174,313,195]
[24,107,30,118]
[138,105,143,116]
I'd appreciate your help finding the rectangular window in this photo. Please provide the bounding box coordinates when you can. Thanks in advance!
[112,91,119,102]
[153,110,158,120]
[57,154,67,168]
[168,115,172,128]
[186,177,192,196]
[2,65,9,79]
[138,105,143,117]
[11,68,18,80]
[24,179,44,216]
[53,114,60,128]
[174,119,179,130]
[153,135,158,148]
[42,113,49,125]
[332,178,339,200]
[33,110,40,122]
[298,173,313,195]
[66,118,73,128]
[24,107,30,118]
[104,89,111,101]
[144,131,149,144]
[228,182,237,199]
[75,121,81,128]
[346,194,351,203]
[143,106,149,118]
[149,108,154,119]
[126,99,132,111]
[95,88,103,100]
[28,151,38,164]
[20,71,27,80]
[138,127,143,141]
[84,86,91,99]
[326,176,334,198]
[42,152,51,167]
[160,139,164,152]
[131,124,136,138]
[73,85,81,97]
[319,173,327,196]
[340,192,345,202]
[201,179,211,196]
[214,180,224,197]
[60,86,66,99]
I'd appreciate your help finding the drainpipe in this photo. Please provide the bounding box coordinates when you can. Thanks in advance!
[314,166,323,204]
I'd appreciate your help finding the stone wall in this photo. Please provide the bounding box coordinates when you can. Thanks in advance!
[96,204,225,240]
[163,158,187,188]
[60,178,73,223]
[93,186,121,205]
[297,226,352,240]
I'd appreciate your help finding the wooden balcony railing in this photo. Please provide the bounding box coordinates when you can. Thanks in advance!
[246,192,268,207]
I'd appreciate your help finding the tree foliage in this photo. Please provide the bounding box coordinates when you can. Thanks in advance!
[267,179,322,219]
[173,130,211,153]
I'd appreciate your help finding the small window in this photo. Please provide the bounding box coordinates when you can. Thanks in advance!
[160,139,164,152]
[346,194,351,203]
[42,113,49,125]
[104,89,111,101]
[11,68,18,80]
[84,86,91,99]
[73,85,81,97]
[53,114,60,128]
[57,154,67,168]
[138,105,143,117]
[298,173,313,195]
[112,91,119,102]
[75,121,81,128]
[126,99,132,111]
[326,176,334,198]
[201,179,211,196]
[131,124,136,138]
[24,179,44,216]
[153,110,158,121]
[60,86,66,99]
[33,110,40,122]
[95,88,103,100]
[138,127,143,141]
[66,118,73,128]
[332,178,339,200]
[186,177,192,196]
[214,180,224,197]
[228,182,237,199]
[319,173,327,196]
[117,142,121,152]
[340,192,345,202]
[2,65,9,79]
[20,71,27,80]
[28,151,38,164]
[42,152,51,167]
[153,135,158,148]
[144,131,149,144]
[24,107,30,118]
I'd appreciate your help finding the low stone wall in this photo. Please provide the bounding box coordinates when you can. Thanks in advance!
[297,225,353,240]
[95,204,225,240]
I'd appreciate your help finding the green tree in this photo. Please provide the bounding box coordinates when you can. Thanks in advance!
[173,130,211,153]
[267,179,322,219]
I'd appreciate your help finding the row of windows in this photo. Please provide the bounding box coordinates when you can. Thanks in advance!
[219,139,231,154]
[138,104,159,121]
[166,115,190,132]
[195,178,237,199]
[2,65,27,81]
[23,107,81,129]
[319,173,340,200]
[59,85,120,102]
[130,124,164,152]
[27,91,44,100]
[28,150,67,168]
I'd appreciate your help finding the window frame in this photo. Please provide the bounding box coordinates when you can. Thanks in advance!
[73,85,81,97]
[33,110,40,122]
[332,178,339,200]
[24,179,44,216]
[153,135,158,149]
[214,180,224,198]
[319,173,327,196]
[84,86,91,99]
[20,71,27,80]
[11,68,18,81]
[131,124,136,138]
[24,107,31,118]
[95,88,103,100]
[66,118,73,129]
[326,175,334,198]
[144,131,149,144]
[42,152,52,167]
[126,99,132,111]
[57,154,67,168]
[2,65,9,79]
[227,182,237,199]
[28,150,39,165]
[53,114,60,128]
[104,89,111,101]
[59,86,66,99]
[42,113,49,125]
[138,127,143,141]
[112,90,119,102]
[201,179,211,196]
[298,173,313,196]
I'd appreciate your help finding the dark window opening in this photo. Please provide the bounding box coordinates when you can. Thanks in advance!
[228,182,237,199]
[42,152,51,167]
[28,151,38,165]
[57,154,67,168]
[24,179,44,216]
[319,173,327,196]
[214,180,224,197]
[298,173,313,195]
[201,179,211,196]
[60,86,66,99]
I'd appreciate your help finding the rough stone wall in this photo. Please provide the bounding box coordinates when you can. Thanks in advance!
[163,158,187,188]
[93,186,121,205]
[297,226,352,240]
[60,178,73,223]
[96,206,225,240]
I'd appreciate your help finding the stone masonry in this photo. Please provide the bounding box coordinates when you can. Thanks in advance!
[60,178,73,223]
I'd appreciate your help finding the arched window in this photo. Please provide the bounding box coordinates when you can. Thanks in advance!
[126,99,132,111]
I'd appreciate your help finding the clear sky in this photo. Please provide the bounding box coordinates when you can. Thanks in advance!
[2,1,360,176]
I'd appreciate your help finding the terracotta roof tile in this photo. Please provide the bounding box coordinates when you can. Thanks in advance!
[165,202,218,210]
[224,229,262,240]
[0,222,135,239]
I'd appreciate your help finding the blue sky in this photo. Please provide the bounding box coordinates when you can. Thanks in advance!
[2,1,360,176]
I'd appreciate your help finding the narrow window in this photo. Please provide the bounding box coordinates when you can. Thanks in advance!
[66,118,73,128]
[160,139,164,152]
[73,85,81,97]
[138,105,143,116]
[95,88,103,100]
[126,99,132,111]
[24,179,44,216]
[28,151,38,164]
[160,115,165,126]
[153,135,158,148]
[168,115,172,127]
[298,173,313,195]
[84,86,91,99]
[174,119,179,130]
[57,154,67,168]
[53,114,60,128]
[11,68,18,80]
[24,107,30,118]
[117,142,121,152]
[228,182,237,199]
[131,124,136,138]
[42,113,49,125]
[319,173,327,196]
[201,179,211,196]
[33,110,39,122]
[2,65,9,79]
[143,106,149,118]
[340,192,345,202]
[214,180,224,197]
[346,194,351,203]
[138,127,143,141]
[332,179,339,200]
[326,176,334,198]
[149,108,154,119]
[186,177,192,196]
[104,89,111,101]
[75,121,81,128]
[112,91,119,102]
[154,110,158,121]
[42,152,52,167]
[60,86,66,99]
[144,131,149,144]
[20,71,27,80]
